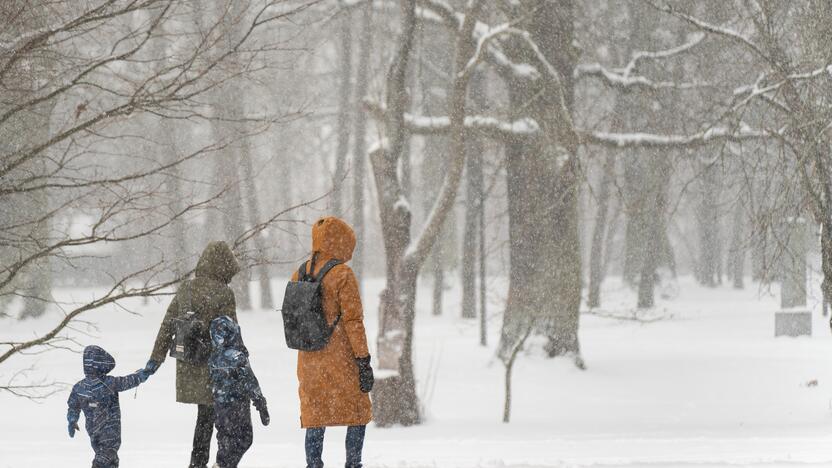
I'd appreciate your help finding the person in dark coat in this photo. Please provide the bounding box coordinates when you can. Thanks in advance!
[208,315,269,468]
[66,345,150,468]
[144,241,240,468]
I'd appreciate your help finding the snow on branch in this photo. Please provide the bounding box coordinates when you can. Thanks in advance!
[575,33,708,91]
[365,99,771,149]
[415,0,540,81]
[584,124,773,149]
[732,64,832,114]
[363,98,539,140]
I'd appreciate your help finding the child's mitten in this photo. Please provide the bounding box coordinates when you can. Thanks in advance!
[68,421,79,438]
[254,399,270,426]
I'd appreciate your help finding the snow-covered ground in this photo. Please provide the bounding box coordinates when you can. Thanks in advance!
[2,276,832,467]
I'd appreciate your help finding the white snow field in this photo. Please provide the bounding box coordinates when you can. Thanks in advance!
[2,276,832,468]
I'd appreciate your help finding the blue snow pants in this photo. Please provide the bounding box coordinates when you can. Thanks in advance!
[215,400,253,468]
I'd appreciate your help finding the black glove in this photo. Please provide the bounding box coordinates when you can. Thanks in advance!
[356,356,374,393]
[254,399,270,426]
[68,421,79,438]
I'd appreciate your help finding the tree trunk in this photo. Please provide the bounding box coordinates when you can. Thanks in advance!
[479,174,487,345]
[333,14,353,218]
[241,152,274,310]
[729,199,745,289]
[462,72,485,319]
[587,151,615,309]
[697,161,721,287]
[499,0,583,367]
[350,0,372,285]
[373,0,482,426]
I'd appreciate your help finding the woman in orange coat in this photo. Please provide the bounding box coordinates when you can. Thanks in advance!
[293,216,373,468]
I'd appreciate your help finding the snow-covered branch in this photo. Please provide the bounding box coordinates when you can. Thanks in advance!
[732,64,832,114]
[575,32,708,92]
[364,99,538,140]
[583,124,773,149]
[415,0,540,81]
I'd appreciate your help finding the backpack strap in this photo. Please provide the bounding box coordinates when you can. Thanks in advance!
[316,259,344,331]
[298,253,320,282]
[315,259,342,282]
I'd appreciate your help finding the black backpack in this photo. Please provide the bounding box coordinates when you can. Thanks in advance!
[169,281,211,364]
[281,255,342,351]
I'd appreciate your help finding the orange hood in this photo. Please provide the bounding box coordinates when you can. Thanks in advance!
[312,216,355,262]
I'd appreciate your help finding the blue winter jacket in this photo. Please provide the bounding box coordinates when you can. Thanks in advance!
[66,346,144,449]
[208,316,265,406]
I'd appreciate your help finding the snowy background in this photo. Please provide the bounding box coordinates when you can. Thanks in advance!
[4,1,832,467]
[3,276,832,468]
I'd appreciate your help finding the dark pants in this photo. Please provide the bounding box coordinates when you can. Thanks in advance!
[91,447,118,468]
[215,401,253,468]
[91,432,120,468]
[190,404,215,468]
[305,425,366,468]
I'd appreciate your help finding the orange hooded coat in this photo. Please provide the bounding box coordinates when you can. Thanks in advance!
[293,217,372,428]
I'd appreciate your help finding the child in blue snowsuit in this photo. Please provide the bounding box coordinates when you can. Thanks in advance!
[208,315,270,468]
[66,345,150,468]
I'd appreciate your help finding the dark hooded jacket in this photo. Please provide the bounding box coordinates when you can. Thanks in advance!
[150,241,240,405]
[67,346,144,453]
[208,315,264,406]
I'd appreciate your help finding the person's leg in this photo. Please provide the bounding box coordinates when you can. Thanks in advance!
[190,404,215,468]
[345,425,366,468]
[91,446,119,468]
[216,402,253,468]
[305,427,326,468]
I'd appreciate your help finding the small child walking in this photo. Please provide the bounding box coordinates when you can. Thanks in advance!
[66,345,151,468]
[208,315,270,468]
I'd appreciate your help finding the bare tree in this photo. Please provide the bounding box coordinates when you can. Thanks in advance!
[0,0,317,396]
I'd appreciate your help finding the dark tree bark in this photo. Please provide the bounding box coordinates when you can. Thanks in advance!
[499,0,583,367]
[372,0,483,426]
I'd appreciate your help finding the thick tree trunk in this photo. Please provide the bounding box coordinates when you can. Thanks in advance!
[373,0,481,426]
[372,0,420,427]
[499,0,583,367]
